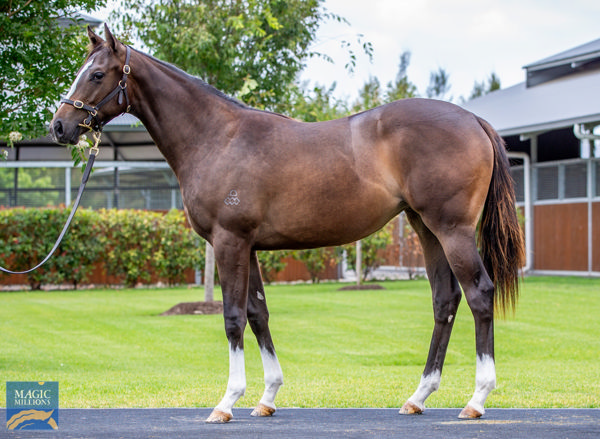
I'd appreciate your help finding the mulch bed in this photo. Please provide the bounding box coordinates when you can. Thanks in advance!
[160,301,223,316]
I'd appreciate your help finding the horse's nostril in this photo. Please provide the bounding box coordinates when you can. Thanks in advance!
[53,120,64,137]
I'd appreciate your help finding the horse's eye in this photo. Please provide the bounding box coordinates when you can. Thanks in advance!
[91,71,105,81]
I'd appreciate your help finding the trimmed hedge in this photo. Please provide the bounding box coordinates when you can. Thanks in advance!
[0,208,203,290]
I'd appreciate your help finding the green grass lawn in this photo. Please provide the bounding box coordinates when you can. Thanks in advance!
[1,277,599,409]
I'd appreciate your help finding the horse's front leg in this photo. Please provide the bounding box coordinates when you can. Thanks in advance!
[206,233,251,424]
[247,251,283,417]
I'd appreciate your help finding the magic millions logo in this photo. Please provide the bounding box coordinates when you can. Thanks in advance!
[6,382,59,430]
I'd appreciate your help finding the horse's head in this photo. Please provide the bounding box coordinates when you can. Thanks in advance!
[50,24,131,145]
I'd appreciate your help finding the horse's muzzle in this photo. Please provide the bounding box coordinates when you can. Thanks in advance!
[50,118,80,145]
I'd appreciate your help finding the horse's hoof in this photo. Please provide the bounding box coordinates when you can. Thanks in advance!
[205,409,232,423]
[458,405,483,419]
[399,401,423,415]
[251,403,276,417]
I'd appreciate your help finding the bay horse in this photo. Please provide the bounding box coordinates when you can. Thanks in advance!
[50,25,524,423]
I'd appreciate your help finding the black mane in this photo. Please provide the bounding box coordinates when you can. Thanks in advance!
[133,48,250,110]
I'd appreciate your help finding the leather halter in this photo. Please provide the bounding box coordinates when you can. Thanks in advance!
[60,45,132,132]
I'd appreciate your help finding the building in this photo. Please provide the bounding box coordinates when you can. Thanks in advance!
[463,38,600,275]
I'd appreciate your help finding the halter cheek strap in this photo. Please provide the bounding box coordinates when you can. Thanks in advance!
[61,45,132,132]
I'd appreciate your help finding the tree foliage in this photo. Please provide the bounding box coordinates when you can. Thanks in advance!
[385,51,418,102]
[291,247,337,284]
[0,0,106,142]
[352,76,383,113]
[112,0,370,112]
[287,82,349,122]
[341,223,393,282]
[426,67,451,100]
[352,51,419,112]
[468,72,501,100]
[258,250,290,284]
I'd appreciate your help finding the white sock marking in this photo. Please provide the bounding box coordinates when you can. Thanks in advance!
[467,354,496,415]
[407,370,441,411]
[259,348,283,409]
[214,344,246,415]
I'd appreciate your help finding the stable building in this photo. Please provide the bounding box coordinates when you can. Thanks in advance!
[463,38,600,275]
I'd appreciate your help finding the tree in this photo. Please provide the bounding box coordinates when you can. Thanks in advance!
[385,51,418,102]
[258,250,290,284]
[291,248,335,284]
[468,72,501,100]
[287,82,349,122]
[426,67,451,101]
[112,0,371,112]
[352,76,383,113]
[342,223,393,282]
[0,0,106,143]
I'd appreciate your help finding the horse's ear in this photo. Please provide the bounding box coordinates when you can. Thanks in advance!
[87,25,104,47]
[104,23,121,53]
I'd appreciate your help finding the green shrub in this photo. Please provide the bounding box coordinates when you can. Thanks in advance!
[152,210,204,285]
[258,250,290,284]
[54,208,104,289]
[98,209,161,287]
[0,207,66,289]
[0,208,203,289]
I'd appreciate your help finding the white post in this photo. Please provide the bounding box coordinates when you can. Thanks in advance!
[356,240,362,286]
[205,241,215,302]
[65,167,72,205]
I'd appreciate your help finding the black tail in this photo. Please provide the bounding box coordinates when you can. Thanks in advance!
[476,117,526,315]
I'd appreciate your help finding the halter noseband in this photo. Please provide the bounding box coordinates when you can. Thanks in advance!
[61,45,132,132]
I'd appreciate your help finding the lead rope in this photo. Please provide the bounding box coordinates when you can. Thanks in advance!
[0,132,101,275]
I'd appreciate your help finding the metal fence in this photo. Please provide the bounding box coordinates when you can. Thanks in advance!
[0,161,182,210]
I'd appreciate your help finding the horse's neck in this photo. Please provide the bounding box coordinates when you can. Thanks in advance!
[128,51,240,170]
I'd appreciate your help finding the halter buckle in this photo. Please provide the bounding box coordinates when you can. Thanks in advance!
[123,65,131,75]
[78,119,92,129]
[73,100,84,109]
[89,131,102,157]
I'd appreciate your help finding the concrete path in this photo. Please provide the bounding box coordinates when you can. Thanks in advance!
[3,408,599,438]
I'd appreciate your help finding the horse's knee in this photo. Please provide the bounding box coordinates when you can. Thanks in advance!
[432,283,462,324]
[224,309,247,343]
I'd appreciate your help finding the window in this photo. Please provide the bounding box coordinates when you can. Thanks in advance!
[536,166,559,200]
[564,162,587,198]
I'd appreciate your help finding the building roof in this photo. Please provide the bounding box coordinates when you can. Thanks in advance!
[0,113,161,162]
[463,37,600,137]
[525,38,600,71]
[57,12,103,28]
[463,67,600,137]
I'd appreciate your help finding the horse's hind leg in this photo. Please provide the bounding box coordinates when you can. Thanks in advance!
[400,210,462,415]
[247,251,284,417]
[435,225,497,419]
